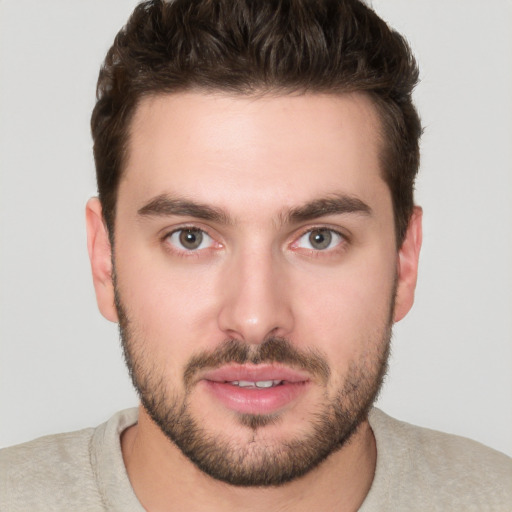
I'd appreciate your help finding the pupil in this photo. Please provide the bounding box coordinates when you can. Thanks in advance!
[180,229,202,249]
[310,229,331,250]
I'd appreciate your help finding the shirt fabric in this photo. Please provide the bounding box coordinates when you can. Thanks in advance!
[1,408,511,511]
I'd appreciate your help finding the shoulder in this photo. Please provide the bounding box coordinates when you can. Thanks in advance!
[0,426,100,511]
[365,408,512,511]
[0,409,139,512]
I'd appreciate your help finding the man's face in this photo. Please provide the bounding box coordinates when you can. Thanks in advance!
[88,92,420,486]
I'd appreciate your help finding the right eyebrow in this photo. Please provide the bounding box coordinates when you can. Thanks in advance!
[137,194,232,225]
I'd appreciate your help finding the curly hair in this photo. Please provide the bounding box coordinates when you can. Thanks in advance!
[91,0,421,245]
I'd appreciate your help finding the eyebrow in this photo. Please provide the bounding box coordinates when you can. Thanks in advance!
[137,192,371,225]
[137,195,232,224]
[285,194,372,224]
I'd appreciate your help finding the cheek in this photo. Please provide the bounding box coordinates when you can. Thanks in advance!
[290,250,396,367]
[113,247,222,364]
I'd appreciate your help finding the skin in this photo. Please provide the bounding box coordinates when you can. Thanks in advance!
[86,91,422,512]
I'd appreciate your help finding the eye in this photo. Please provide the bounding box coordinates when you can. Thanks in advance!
[166,228,214,251]
[295,228,344,251]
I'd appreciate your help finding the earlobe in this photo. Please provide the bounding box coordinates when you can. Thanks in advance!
[393,206,423,322]
[85,198,118,323]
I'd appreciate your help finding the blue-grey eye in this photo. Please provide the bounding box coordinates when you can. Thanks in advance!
[297,228,342,250]
[168,228,213,250]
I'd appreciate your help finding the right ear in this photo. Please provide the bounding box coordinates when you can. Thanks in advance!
[85,198,118,322]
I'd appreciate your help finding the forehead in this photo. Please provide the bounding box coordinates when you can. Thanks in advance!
[121,91,387,217]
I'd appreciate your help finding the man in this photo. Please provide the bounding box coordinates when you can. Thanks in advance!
[1,0,511,510]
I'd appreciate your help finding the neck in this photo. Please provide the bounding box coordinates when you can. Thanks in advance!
[121,405,376,512]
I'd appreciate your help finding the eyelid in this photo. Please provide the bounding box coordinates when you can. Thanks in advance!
[160,222,215,239]
[290,225,350,252]
[161,224,223,254]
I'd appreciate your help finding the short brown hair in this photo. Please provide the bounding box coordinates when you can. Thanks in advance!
[91,0,421,245]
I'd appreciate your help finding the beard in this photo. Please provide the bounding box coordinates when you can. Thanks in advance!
[115,285,394,487]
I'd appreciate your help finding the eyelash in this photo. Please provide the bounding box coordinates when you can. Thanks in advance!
[291,226,349,255]
[162,225,221,258]
[161,225,349,257]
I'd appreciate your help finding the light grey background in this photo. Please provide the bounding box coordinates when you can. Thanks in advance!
[1,1,511,456]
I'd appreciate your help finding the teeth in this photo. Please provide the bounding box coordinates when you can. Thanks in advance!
[255,380,274,388]
[229,380,282,388]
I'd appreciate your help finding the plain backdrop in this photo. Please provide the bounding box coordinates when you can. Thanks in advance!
[1,1,511,456]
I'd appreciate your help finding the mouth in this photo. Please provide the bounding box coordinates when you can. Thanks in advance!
[226,379,285,388]
[198,364,311,416]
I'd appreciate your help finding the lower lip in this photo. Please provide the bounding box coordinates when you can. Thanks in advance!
[202,380,309,415]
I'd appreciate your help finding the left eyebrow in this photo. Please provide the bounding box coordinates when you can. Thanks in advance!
[284,194,372,224]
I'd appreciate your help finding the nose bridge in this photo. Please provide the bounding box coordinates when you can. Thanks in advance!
[217,243,293,344]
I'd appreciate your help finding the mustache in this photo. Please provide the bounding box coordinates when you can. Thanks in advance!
[184,337,330,388]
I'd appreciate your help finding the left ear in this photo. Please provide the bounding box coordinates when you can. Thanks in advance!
[394,206,423,322]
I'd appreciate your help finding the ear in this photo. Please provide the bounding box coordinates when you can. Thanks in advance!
[393,206,423,322]
[85,198,118,323]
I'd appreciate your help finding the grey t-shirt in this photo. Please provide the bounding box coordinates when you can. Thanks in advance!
[1,408,511,511]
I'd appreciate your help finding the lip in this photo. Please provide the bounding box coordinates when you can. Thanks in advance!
[198,364,311,415]
[201,363,311,384]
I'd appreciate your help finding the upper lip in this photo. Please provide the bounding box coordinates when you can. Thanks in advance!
[200,364,311,384]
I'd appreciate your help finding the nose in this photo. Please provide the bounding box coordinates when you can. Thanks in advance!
[217,248,294,345]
